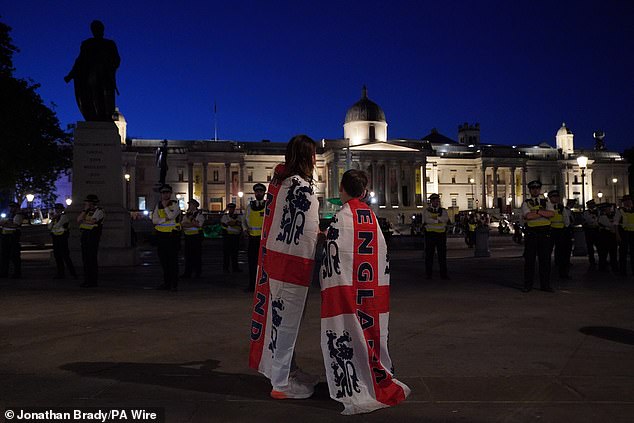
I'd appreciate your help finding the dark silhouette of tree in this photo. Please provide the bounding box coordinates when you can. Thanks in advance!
[0,18,71,207]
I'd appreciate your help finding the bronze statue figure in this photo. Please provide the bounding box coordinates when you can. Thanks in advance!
[156,140,169,186]
[593,130,606,151]
[65,20,120,121]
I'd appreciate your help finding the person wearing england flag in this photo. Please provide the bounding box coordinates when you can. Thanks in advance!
[320,169,410,415]
[248,135,321,399]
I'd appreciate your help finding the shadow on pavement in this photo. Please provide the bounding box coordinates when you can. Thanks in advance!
[579,326,634,345]
[60,359,337,409]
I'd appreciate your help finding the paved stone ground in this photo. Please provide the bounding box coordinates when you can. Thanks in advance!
[1,236,633,422]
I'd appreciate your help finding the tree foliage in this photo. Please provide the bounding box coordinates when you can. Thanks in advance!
[0,18,71,207]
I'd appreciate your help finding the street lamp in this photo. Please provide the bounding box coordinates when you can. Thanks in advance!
[597,191,603,202]
[612,177,618,203]
[25,193,35,213]
[65,198,72,207]
[577,155,588,210]
[124,173,131,210]
[238,191,244,212]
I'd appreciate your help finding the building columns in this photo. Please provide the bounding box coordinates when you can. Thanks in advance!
[410,162,417,207]
[510,166,516,209]
[396,163,403,207]
[383,161,392,207]
[225,163,231,206]
[202,162,208,209]
[521,167,527,202]
[422,160,427,204]
[371,160,378,196]
[432,163,439,196]
[481,166,487,208]
[332,158,339,198]
[560,166,568,200]
[493,166,498,209]
[187,162,194,202]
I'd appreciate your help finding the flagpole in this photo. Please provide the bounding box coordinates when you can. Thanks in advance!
[214,101,218,141]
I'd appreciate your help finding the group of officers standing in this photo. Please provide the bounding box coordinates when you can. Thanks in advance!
[521,180,634,293]
[151,183,266,292]
[0,194,104,287]
[400,180,634,292]
[0,183,267,293]
[2,180,632,292]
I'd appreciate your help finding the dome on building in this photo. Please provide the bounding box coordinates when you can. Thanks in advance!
[557,122,572,136]
[344,86,386,124]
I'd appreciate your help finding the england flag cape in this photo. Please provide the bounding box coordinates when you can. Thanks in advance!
[320,198,410,415]
[248,164,319,387]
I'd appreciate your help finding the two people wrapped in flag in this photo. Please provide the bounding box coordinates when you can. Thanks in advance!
[248,135,410,414]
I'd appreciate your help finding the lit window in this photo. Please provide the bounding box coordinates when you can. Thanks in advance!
[138,196,146,210]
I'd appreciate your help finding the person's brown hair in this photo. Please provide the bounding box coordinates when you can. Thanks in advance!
[281,134,316,182]
[341,169,368,198]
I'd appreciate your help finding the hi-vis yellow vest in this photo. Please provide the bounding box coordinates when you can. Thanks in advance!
[621,209,634,232]
[79,208,102,231]
[246,203,265,236]
[526,199,551,228]
[550,205,565,229]
[425,208,447,233]
[155,205,181,233]
[183,211,202,236]
[50,216,67,236]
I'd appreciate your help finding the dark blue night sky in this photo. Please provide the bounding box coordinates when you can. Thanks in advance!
[4,0,633,152]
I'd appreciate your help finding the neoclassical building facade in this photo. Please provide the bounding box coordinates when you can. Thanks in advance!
[116,88,629,219]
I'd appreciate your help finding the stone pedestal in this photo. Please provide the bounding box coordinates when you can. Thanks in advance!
[68,121,138,266]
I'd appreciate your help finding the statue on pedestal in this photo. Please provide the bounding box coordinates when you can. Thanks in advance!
[156,140,169,186]
[593,130,606,151]
[65,20,120,122]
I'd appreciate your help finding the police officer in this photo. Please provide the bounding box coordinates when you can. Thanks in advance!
[152,184,182,291]
[181,198,205,279]
[583,199,600,270]
[422,193,449,279]
[521,180,554,292]
[221,203,242,273]
[548,190,572,279]
[615,194,634,277]
[597,203,618,273]
[48,203,77,279]
[242,183,266,292]
[77,194,105,287]
[0,202,24,279]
